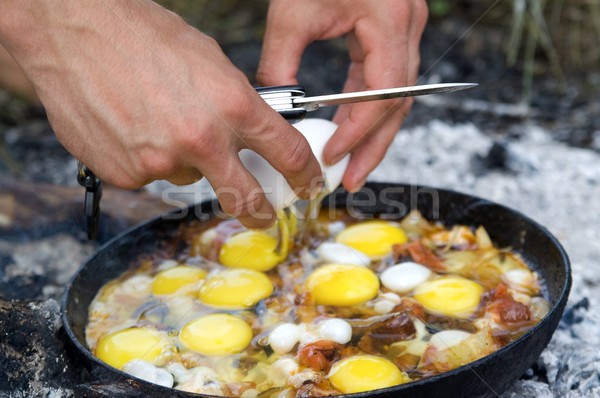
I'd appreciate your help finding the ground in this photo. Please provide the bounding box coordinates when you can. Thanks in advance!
[0,1,599,396]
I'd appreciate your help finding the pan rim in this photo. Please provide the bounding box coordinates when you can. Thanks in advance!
[61,182,572,397]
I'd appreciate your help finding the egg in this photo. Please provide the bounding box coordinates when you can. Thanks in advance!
[429,330,472,350]
[238,118,350,210]
[316,242,370,267]
[318,318,352,344]
[198,268,274,309]
[380,262,432,294]
[122,359,174,388]
[95,327,171,370]
[180,313,252,355]
[414,276,483,318]
[305,264,379,306]
[269,323,302,355]
[328,355,409,393]
[218,230,284,271]
[152,265,207,295]
[334,221,407,259]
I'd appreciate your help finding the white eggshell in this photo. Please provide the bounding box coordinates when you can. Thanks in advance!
[238,149,298,210]
[122,359,174,388]
[269,323,301,354]
[294,118,350,192]
[316,242,370,267]
[380,262,432,294]
[429,330,471,350]
[318,318,352,344]
[238,118,349,210]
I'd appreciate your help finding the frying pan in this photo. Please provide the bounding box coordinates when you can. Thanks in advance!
[62,182,571,397]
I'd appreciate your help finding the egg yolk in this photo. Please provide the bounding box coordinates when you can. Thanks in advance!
[95,327,171,370]
[180,313,252,356]
[151,265,207,295]
[414,276,484,318]
[305,264,379,306]
[219,230,284,271]
[335,221,407,258]
[198,268,274,309]
[328,355,408,393]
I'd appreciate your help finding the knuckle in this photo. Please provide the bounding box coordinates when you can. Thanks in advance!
[136,147,178,178]
[219,186,264,219]
[280,137,313,175]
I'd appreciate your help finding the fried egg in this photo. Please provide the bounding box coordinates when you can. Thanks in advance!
[334,221,407,259]
[95,327,171,370]
[305,264,379,306]
[180,313,252,356]
[380,262,432,294]
[269,323,302,355]
[198,268,273,309]
[414,276,483,318]
[429,330,472,350]
[318,318,352,344]
[152,265,207,295]
[328,355,409,393]
[316,242,370,267]
[122,359,174,388]
[218,230,284,271]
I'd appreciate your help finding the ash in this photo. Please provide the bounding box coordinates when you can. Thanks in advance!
[2,5,600,397]
[371,118,600,397]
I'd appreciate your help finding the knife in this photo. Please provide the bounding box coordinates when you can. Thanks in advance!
[256,82,477,123]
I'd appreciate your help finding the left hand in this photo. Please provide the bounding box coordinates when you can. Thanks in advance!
[257,0,428,192]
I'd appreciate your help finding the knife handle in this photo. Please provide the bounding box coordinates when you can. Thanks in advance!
[255,85,307,124]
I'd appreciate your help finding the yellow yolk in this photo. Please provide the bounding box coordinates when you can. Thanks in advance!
[414,276,484,318]
[328,355,408,393]
[305,264,379,306]
[219,230,284,271]
[180,313,252,356]
[95,327,171,370]
[198,268,274,309]
[151,265,207,295]
[335,221,407,258]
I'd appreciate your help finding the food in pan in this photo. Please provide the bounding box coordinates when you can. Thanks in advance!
[86,208,550,396]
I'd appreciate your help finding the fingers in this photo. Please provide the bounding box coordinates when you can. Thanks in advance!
[324,0,428,192]
[257,0,355,86]
[239,94,324,201]
[256,0,309,86]
[200,151,277,229]
[341,100,412,192]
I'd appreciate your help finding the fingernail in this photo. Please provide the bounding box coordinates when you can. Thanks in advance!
[349,177,367,193]
[328,151,348,166]
[312,179,325,199]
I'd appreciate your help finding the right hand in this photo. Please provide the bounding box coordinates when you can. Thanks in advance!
[0,0,323,228]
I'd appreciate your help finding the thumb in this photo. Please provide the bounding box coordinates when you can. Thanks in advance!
[256,3,312,86]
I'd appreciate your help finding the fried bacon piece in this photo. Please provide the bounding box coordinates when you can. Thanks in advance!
[485,283,531,326]
[393,240,446,272]
[358,311,416,354]
[392,297,426,320]
[297,340,344,372]
[392,353,421,373]
[295,376,338,397]
[294,292,319,324]
[225,381,256,397]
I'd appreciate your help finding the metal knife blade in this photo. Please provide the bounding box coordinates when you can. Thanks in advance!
[292,82,478,112]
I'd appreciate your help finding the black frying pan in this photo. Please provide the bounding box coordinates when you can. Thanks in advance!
[62,182,571,397]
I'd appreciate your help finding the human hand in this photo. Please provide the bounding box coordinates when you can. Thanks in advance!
[257,0,428,192]
[0,0,323,228]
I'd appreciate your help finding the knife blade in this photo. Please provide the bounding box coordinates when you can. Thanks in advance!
[294,82,477,111]
[256,83,477,123]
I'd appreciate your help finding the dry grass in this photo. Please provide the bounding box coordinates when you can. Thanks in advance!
[437,0,599,101]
